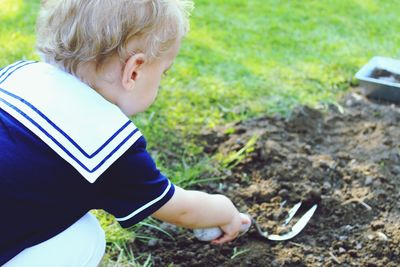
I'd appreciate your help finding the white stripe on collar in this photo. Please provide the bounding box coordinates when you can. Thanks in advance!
[0,61,142,183]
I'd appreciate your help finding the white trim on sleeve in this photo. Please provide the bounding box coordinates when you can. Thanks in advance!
[115,180,172,222]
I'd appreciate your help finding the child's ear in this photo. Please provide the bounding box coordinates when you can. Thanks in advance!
[121,53,146,91]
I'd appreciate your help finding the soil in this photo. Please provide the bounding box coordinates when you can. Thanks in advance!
[370,68,400,83]
[129,91,400,266]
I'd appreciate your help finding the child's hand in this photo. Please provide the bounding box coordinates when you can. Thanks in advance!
[211,213,251,244]
[153,186,251,243]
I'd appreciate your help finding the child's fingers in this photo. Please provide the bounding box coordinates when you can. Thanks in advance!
[238,213,252,233]
[212,213,251,244]
[240,213,251,224]
[211,233,237,244]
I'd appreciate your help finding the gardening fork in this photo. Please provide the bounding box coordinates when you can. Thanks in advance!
[194,202,318,241]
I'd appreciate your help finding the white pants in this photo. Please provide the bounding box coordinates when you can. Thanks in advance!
[4,213,106,267]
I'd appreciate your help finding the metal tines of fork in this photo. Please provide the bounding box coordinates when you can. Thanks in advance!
[252,201,318,241]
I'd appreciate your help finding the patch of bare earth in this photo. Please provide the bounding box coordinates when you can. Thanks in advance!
[130,92,400,267]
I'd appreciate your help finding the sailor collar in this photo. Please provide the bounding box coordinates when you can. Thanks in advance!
[0,61,142,183]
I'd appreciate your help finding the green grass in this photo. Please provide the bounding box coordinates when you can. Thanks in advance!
[0,0,40,65]
[2,0,400,265]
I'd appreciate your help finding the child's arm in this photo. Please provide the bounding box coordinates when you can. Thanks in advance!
[152,185,250,244]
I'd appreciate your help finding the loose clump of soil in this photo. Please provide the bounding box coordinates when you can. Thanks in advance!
[130,91,400,266]
[370,68,400,83]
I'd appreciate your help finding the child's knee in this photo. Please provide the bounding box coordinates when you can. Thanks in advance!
[75,213,106,266]
[5,213,106,267]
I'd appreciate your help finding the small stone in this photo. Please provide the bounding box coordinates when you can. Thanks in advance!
[376,232,388,242]
[271,260,279,267]
[278,189,289,197]
[342,175,352,183]
[160,222,179,234]
[338,247,346,254]
[355,242,362,250]
[371,221,384,231]
[367,234,375,240]
[364,176,373,186]
[147,239,158,247]
[218,183,227,191]
[391,166,400,175]
[339,235,347,241]
[348,159,357,166]
[346,99,354,106]
[343,225,353,232]
[372,180,382,187]
[319,235,328,242]
[345,93,363,107]
[323,181,332,190]
[186,252,196,258]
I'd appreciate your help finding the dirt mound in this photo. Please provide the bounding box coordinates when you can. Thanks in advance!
[130,92,400,266]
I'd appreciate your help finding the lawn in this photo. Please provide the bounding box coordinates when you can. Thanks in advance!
[1,0,400,265]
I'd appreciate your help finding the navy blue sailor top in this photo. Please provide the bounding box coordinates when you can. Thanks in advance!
[0,61,175,265]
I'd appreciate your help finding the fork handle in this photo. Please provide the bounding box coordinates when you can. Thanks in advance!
[193,213,252,241]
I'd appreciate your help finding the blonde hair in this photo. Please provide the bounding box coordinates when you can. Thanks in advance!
[36,0,193,74]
